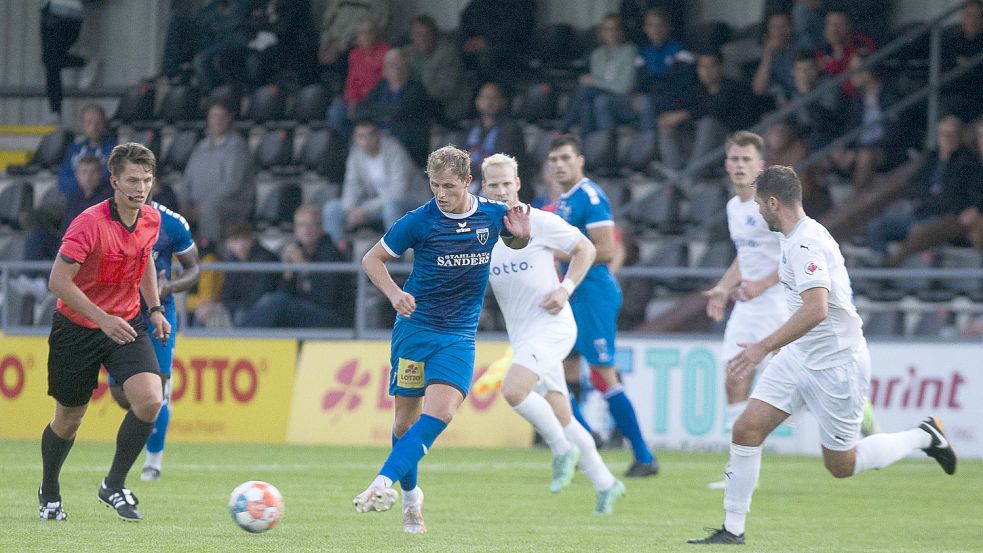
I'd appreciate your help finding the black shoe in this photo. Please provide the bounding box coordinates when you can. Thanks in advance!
[920,416,957,475]
[38,486,67,521]
[687,526,745,544]
[98,480,142,521]
[624,459,660,478]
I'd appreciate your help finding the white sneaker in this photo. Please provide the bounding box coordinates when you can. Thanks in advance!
[140,466,161,481]
[402,488,427,534]
[353,487,398,513]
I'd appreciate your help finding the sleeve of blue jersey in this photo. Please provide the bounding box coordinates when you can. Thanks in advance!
[382,210,422,257]
[582,188,614,229]
[169,212,195,254]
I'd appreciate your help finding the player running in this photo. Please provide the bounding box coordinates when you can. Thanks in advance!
[108,199,200,481]
[549,134,658,477]
[481,153,626,514]
[354,145,531,534]
[688,166,957,545]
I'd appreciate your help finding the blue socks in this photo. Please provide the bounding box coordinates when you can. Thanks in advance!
[146,398,169,454]
[380,414,447,484]
[605,385,653,464]
[391,434,418,490]
[569,395,594,434]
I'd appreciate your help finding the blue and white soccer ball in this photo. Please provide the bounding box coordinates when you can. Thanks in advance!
[228,480,284,533]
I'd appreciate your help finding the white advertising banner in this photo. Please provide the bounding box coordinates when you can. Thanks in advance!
[601,338,981,458]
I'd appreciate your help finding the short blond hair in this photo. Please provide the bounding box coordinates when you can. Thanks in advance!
[426,145,470,181]
[480,153,518,179]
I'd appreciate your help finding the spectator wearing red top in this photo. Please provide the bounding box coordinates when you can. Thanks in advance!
[328,20,390,143]
[40,143,169,523]
[816,9,875,98]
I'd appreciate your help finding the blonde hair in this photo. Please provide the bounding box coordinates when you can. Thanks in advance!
[426,145,471,181]
[480,153,518,179]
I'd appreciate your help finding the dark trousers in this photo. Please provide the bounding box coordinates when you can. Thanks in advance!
[41,8,84,114]
[239,290,344,328]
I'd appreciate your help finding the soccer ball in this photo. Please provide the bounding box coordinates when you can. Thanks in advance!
[228,481,284,533]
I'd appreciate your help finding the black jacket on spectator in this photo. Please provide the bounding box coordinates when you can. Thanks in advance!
[909,147,981,219]
[356,78,432,165]
[670,77,758,131]
[279,235,354,324]
[58,182,113,236]
[459,0,535,53]
[220,241,279,318]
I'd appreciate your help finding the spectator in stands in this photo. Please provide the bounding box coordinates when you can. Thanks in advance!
[829,55,899,190]
[765,118,829,215]
[635,8,695,130]
[887,117,983,267]
[58,155,112,237]
[355,49,431,165]
[464,82,527,190]
[786,49,847,149]
[323,119,426,248]
[40,0,97,124]
[792,0,824,51]
[559,13,638,135]
[160,0,199,84]
[181,99,254,246]
[621,0,687,47]
[57,104,114,198]
[318,0,391,86]
[192,0,249,90]
[459,0,535,82]
[242,0,318,86]
[959,120,983,251]
[403,15,470,122]
[327,20,390,141]
[941,0,983,121]
[194,219,279,327]
[816,8,876,98]
[752,12,796,102]
[657,52,756,177]
[240,205,352,328]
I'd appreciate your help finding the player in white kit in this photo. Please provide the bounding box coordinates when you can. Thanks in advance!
[703,131,787,490]
[689,166,957,545]
[481,154,626,515]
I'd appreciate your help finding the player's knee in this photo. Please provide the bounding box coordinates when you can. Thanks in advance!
[501,379,530,407]
[731,417,766,447]
[132,395,163,423]
[52,416,84,438]
[824,457,854,479]
[109,384,131,410]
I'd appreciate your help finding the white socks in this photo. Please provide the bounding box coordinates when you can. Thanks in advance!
[513,394,572,456]
[370,475,393,490]
[723,442,762,536]
[563,421,615,491]
[402,486,421,506]
[144,451,163,470]
[725,401,747,433]
[853,428,931,475]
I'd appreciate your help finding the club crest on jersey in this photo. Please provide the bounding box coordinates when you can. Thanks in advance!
[456,221,471,233]
[804,260,820,275]
[476,227,489,245]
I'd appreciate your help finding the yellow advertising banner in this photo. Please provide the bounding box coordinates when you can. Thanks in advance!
[0,333,296,443]
[287,340,531,447]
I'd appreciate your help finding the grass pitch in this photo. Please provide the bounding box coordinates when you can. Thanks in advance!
[1,440,979,553]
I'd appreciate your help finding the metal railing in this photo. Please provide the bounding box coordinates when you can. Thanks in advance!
[4,260,983,339]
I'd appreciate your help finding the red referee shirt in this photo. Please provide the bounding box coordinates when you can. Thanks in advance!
[57,199,162,328]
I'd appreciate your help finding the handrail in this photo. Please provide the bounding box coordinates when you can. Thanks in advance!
[620,1,966,216]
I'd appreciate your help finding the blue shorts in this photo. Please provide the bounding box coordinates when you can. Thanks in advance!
[388,321,475,398]
[570,289,621,367]
[108,307,177,385]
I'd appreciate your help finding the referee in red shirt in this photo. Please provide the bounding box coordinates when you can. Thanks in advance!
[39,142,170,522]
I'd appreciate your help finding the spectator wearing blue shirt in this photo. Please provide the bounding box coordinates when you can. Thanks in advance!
[356,49,432,166]
[57,104,115,198]
[636,8,695,129]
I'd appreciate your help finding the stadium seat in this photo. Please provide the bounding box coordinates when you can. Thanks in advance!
[647,241,689,291]
[201,84,243,117]
[628,184,683,233]
[253,128,293,171]
[941,248,983,297]
[895,252,935,296]
[159,129,201,173]
[288,84,329,125]
[0,231,28,261]
[528,24,577,69]
[0,181,34,230]
[687,183,730,229]
[687,21,732,54]
[156,85,201,124]
[112,81,156,125]
[254,182,302,230]
[582,130,615,173]
[244,84,287,124]
[127,128,161,159]
[34,182,65,212]
[527,128,555,170]
[618,130,657,174]
[516,83,559,123]
[5,128,73,176]
[913,310,950,336]
[293,128,346,182]
[698,239,736,268]
[863,309,904,336]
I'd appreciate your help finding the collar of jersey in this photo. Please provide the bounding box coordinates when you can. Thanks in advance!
[108,198,142,233]
[437,194,477,219]
[559,178,590,199]
[786,215,809,238]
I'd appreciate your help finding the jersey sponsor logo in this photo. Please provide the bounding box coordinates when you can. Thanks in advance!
[396,358,425,389]
[804,260,820,275]
[734,238,760,249]
[436,252,491,267]
[745,215,756,226]
[456,221,472,234]
[476,227,489,245]
[489,261,533,276]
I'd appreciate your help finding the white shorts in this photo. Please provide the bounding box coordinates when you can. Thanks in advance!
[721,296,788,363]
[511,322,576,397]
[751,344,871,451]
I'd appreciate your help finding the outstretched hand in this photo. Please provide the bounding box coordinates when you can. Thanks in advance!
[503,203,531,241]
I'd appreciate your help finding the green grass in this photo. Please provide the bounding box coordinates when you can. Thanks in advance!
[1,440,979,552]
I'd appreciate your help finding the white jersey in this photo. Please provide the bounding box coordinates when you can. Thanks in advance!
[726,195,784,310]
[779,217,865,369]
[488,208,582,338]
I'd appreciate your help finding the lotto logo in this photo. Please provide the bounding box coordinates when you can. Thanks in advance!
[397,358,425,389]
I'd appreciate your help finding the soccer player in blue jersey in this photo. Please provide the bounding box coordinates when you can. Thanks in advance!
[109,199,199,481]
[549,134,659,478]
[354,145,531,534]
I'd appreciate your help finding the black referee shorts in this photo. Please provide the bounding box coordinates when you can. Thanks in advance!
[47,311,161,407]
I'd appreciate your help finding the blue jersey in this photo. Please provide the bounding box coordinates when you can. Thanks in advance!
[149,201,195,309]
[555,178,620,303]
[382,195,509,336]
